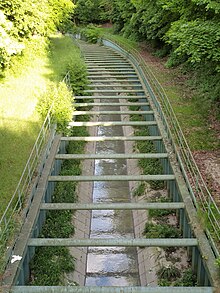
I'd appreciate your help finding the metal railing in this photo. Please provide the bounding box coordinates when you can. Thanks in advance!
[0,108,56,270]
[102,35,220,256]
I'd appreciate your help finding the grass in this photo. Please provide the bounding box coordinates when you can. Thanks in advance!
[0,34,82,219]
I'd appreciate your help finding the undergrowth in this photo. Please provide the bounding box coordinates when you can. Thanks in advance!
[143,222,181,238]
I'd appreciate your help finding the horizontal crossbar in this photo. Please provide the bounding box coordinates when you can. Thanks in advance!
[28,238,197,247]
[48,175,175,182]
[40,202,185,210]
[86,90,144,93]
[87,61,128,63]
[73,111,153,115]
[68,121,156,127]
[88,75,138,78]
[87,72,136,75]
[88,84,142,88]
[87,70,136,73]
[90,79,140,83]
[75,95,148,99]
[87,66,133,69]
[60,136,162,141]
[11,287,213,293]
[55,153,168,159]
[74,102,150,107]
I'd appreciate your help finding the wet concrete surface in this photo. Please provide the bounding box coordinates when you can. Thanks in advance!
[85,99,140,286]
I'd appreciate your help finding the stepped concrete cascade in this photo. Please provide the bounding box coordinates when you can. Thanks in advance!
[3,40,219,293]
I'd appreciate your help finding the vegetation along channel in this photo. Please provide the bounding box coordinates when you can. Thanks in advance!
[0,1,220,293]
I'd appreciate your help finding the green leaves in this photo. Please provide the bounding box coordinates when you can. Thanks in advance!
[0,0,75,71]
[37,81,74,132]
[165,19,220,68]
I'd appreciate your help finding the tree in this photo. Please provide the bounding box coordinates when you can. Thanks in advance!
[74,0,101,24]
[0,0,75,71]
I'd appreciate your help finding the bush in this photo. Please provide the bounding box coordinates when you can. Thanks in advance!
[37,81,74,132]
[67,58,88,96]
[143,222,181,238]
[81,25,100,43]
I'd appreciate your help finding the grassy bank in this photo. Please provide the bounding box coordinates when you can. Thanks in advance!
[0,34,81,218]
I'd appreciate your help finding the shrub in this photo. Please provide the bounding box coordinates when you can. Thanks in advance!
[81,25,100,43]
[143,222,181,238]
[37,81,74,132]
[66,58,88,96]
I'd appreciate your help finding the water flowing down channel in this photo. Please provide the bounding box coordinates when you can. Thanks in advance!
[85,98,140,286]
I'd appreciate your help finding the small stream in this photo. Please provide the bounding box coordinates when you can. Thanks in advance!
[85,99,140,286]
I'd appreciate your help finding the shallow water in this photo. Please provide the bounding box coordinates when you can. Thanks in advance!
[85,100,140,286]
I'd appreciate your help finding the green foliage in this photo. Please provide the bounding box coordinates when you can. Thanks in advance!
[165,19,220,69]
[81,25,101,43]
[0,0,75,71]
[74,0,101,24]
[173,269,197,286]
[133,182,146,197]
[143,222,181,238]
[216,257,220,276]
[30,247,74,285]
[149,208,174,219]
[148,196,175,218]
[158,265,181,281]
[67,58,88,95]
[134,128,164,190]
[0,10,24,73]
[37,81,74,132]
[105,0,220,108]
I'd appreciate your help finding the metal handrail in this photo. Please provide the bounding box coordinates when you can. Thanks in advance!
[102,35,220,256]
[0,108,55,271]
[0,72,71,271]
